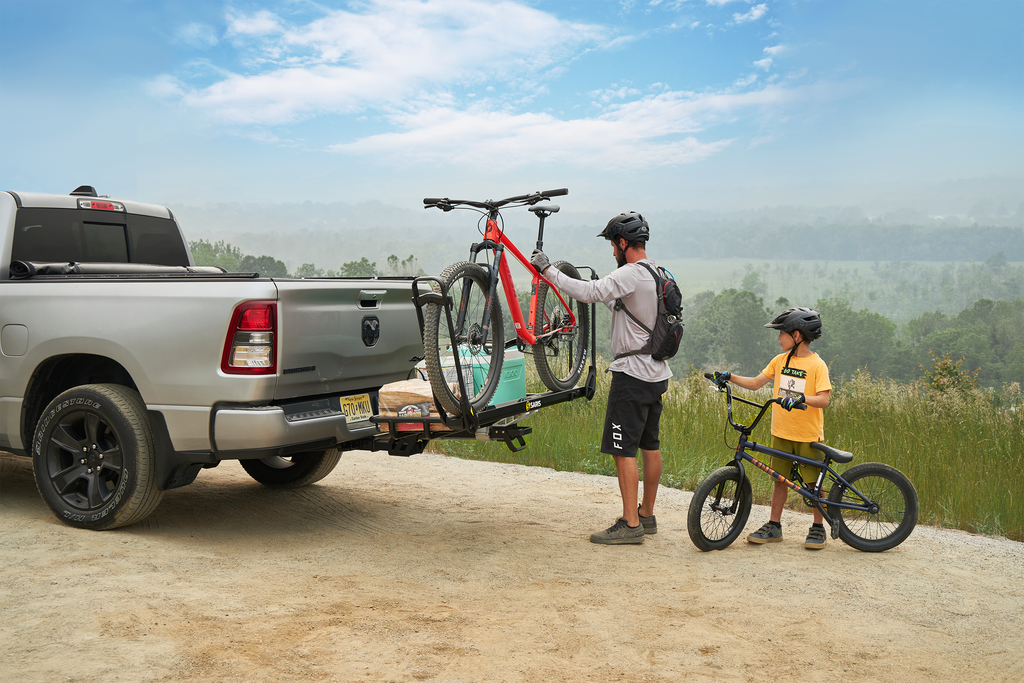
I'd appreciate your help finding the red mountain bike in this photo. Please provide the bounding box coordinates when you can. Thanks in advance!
[421,189,591,416]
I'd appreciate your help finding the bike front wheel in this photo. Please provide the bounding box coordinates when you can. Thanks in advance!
[826,462,919,552]
[687,466,753,551]
[423,261,505,417]
[533,260,590,391]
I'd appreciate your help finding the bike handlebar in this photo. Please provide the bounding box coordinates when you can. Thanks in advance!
[702,372,806,434]
[423,188,568,211]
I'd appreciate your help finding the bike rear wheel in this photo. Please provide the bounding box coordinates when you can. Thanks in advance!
[826,462,919,552]
[687,465,753,551]
[533,261,590,391]
[423,261,505,417]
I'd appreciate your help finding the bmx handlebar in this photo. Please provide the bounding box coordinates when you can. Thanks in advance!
[702,372,807,434]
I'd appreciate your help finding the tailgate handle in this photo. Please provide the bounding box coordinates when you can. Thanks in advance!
[359,290,386,309]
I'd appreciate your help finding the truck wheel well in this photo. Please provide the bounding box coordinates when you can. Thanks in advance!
[21,355,139,449]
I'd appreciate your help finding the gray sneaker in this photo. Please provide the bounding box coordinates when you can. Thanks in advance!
[638,507,657,535]
[747,522,783,544]
[804,525,827,550]
[590,518,645,545]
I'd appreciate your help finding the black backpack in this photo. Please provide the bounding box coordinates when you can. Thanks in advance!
[614,261,684,362]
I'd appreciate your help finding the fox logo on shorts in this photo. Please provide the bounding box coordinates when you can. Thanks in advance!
[612,422,623,450]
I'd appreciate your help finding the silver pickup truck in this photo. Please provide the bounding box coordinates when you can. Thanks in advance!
[0,186,423,529]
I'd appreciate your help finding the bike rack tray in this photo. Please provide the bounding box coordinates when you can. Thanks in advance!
[370,272,598,456]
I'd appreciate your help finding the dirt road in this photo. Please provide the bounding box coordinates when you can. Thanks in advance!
[2,450,1021,683]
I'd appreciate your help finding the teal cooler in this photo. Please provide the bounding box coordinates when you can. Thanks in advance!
[464,349,527,406]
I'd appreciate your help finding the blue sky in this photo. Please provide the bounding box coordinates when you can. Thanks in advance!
[1,0,1021,214]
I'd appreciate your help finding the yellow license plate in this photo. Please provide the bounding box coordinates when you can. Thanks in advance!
[339,393,373,423]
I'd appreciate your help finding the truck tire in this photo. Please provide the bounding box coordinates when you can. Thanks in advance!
[32,384,163,530]
[239,448,343,488]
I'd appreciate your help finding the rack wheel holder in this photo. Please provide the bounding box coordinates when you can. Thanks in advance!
[370,271,599,456]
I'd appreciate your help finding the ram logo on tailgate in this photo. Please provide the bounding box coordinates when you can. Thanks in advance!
[362,316,380,347]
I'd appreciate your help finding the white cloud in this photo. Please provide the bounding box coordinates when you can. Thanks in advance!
[145,74,186,99]
[754,45,784,71]
[330,104,734,168]
[226,9,284,37]
[734,3,768,23]
[152,1,858,172]
[173,22,219,49]
[166,0,606,125]
[588,85,644,104]
[328,81,854,169]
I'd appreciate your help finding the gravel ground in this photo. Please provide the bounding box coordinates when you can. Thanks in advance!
[2,450,1022,683]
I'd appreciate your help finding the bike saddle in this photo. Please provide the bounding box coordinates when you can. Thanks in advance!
[529,205,559,214]
[810,442,854,463]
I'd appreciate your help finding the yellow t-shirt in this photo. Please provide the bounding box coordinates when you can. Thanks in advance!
[762,351,832,443]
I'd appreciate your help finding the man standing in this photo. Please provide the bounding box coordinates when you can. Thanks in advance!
[531,212,672,545]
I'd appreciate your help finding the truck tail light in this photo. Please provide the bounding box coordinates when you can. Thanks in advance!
[222,301,277,375]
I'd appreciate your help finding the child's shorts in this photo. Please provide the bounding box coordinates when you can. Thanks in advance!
[769,436,825,486]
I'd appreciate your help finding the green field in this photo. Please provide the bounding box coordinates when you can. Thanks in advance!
[429,364,1024,543]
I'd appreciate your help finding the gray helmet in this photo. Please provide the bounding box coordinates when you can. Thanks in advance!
[598,212,649,243]
[765,307,822,341]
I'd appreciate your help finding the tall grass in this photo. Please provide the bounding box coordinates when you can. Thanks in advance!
[429,362,1024,542]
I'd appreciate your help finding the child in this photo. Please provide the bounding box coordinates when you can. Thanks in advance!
[713,307,833,550]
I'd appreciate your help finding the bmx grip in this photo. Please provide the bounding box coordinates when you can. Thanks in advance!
[541,188,569,197]
[774,397,809,411]
[423,198,444,205]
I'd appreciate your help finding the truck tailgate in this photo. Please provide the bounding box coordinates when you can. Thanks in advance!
[273,278,422,400]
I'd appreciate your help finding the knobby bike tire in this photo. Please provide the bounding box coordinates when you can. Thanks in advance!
[533,260,591,392]
[687,466,753,551]
[422,261,505,417]
[826,462,919,552]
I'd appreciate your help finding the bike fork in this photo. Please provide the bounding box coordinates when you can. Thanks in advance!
[467,240,504,350]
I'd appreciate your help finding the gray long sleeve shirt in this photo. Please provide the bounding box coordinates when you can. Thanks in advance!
[545,259,673,383]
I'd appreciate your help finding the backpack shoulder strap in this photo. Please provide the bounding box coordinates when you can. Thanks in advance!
[614,297,653,335]
[613,262,656,335]
[634,260,660,280]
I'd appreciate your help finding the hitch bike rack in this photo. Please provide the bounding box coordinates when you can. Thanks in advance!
[370,271,599,456]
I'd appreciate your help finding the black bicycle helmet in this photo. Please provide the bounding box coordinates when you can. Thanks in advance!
[765,307,822,341]
[598,212,650,242]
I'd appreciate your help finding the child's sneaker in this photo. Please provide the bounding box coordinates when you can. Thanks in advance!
[804,525,827,550]
[747,522,783,544]
[638,506,657,535]
[590,518,645,545]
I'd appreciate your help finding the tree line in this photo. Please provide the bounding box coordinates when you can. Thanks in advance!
[673,293,1024,389]
[188,240,424,278]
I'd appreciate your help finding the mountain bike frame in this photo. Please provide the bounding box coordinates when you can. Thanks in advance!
[706,374,878,536]
[425,189,581,352]
[469,205,579,350]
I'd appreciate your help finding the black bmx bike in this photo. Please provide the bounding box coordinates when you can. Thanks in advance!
[687,373,919,552]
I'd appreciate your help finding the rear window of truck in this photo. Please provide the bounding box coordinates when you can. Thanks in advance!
[11,208,190,266]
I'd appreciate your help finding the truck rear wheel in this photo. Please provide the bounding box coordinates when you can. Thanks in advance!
[239,448,342,488]
[32,384,163,530]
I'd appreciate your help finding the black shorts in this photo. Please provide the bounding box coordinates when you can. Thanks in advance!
[601,372,669,457]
